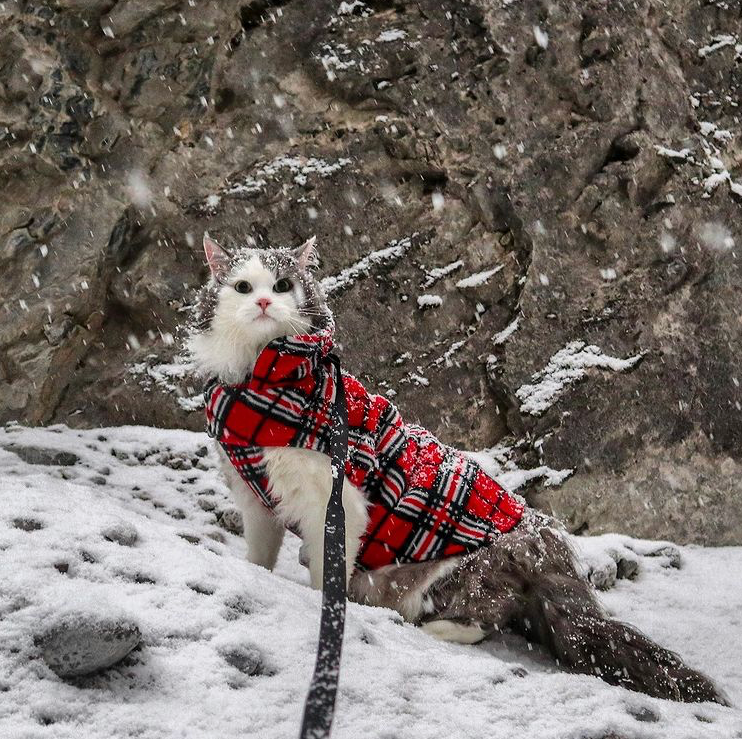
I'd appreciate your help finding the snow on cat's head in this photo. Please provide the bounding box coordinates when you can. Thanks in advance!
[187,235,329,382]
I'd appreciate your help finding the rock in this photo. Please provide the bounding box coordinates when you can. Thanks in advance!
[0,1,740,545]
[102,522,139,547]
[645,545,682,570]
[38,617,141,678]
[588,558,617,591]
[12,518,45,532]
[5,446,79,467]
[178,533,201,545]
[626,705,660,723]
[221,645,264,676]
[615,556,639,581]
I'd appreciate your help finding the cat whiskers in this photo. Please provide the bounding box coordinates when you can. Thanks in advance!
[285,316,312,335]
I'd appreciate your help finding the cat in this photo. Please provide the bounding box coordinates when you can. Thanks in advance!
[188,235,369,590]
[187,234,724,704]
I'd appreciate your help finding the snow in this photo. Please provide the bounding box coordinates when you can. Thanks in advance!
[660,231,677,253]
[407,372,429,387]
[431,339,467,368]
[337,1,367,15]
[455,265,503,289]
[222,155,352,200]
[600,267,617,280]
[533,26,549,50]
[416,294,443,309]
[318,42,357,77]
[126,171,153,209]
[376,29,407,43]
[421,259,464,288]
[129,356,203,412]
[493,315,520,345]
[697,222,735,252]
[516,341,645,416]
[700,121,733,143]
[468,442,574,492]
[1,423,740,738]
[655,145,692,161]
[320,235,418,296]
[697,34,739,58]
[654,123,742,199]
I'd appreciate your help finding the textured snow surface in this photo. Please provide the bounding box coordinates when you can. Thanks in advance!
[1,424,740,739]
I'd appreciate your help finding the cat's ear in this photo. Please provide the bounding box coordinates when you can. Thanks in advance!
[203,234,231,281]
[295,235,319,271]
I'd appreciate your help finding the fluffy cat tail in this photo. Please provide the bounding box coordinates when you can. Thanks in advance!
[518,532,724,703]
[425,526,726,704]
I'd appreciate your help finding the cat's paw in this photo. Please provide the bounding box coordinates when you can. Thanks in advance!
[569,533,682,590]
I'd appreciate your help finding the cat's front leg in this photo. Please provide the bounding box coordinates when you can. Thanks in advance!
[217,446,284,569]
[239,490,285,569]
[304,481,368,590]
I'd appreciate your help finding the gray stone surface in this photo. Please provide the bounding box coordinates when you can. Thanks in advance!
[102,522,139,547]
[7,445,79,467]
[1,1,741,543]
[38,617,141,678]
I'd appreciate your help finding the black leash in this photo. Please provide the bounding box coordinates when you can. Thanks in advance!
[299,354,349,739]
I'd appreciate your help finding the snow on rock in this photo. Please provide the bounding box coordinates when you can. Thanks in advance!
[697,34,740,59]
[516,341,645,416]
[569,533,685,590]
[421,259,464,288]
[431,339,468,368]
[416,294,443,309]
[317,42,359,77]
[455,265,503,289]
[532,25,549,49]
[0,424,740,737]
[468,442,574,493]
[129,356,203,412]
[493,315,520,345]
[320,234,419,296]
[202,155,353,210]
[654,119,742,200]
[337,1,369,16]
[376,29,407,43]
[39,618,142,678]
[654,145,692,161]
[700,121,734,143]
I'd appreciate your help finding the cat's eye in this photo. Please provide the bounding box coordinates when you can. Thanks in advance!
[273,278,293,293]
[234,280,252,294]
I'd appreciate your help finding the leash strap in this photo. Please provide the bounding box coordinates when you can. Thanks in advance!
[299,354,349,739]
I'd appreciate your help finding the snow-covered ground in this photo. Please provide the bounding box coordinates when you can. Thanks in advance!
[1,424,740,739]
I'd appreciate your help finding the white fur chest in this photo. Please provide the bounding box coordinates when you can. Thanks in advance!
[262,446,336,530]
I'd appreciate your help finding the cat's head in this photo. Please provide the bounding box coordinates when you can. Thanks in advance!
[187,235,330,381]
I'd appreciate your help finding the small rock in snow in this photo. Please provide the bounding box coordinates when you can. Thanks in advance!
[38,617,141,678]
[102,522,139,547]
[5,445,79,467]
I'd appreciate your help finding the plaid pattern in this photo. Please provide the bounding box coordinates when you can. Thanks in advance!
[205,326,525,571]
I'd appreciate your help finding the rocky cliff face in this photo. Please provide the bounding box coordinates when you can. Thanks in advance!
[1,0,741,544]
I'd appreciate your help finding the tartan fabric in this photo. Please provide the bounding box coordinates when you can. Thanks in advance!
[204,326,525,571]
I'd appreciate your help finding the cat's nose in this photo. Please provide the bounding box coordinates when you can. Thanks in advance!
[256,297,272,313]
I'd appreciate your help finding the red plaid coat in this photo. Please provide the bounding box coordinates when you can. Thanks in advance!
[204,326,525,571]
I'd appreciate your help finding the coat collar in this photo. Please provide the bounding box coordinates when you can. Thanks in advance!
[241,319,335,388]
